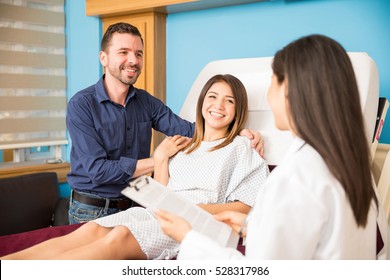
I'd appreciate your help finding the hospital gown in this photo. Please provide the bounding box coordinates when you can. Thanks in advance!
[94,136,269,259]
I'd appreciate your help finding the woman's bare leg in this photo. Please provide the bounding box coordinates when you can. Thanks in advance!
[1,222,113,260]
[52,225,147,260]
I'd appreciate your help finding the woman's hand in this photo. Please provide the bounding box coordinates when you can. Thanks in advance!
[214,211,247,237]
[239,129,264,157]
[155,209,192,243]
[154,135,192,161]
[153,135,191,186]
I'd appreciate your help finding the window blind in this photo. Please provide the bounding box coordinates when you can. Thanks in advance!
[0,0,67,163]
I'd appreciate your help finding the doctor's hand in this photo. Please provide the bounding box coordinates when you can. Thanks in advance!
[155,209,192,243]
[239,129,264,157]
[214,211,247,237]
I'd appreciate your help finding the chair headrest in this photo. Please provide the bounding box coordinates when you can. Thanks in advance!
[180,52,379,165]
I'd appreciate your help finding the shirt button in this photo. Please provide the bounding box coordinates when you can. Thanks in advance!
[127,127,130,131]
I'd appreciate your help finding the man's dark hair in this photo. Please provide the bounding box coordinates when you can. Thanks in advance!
[101,22,143,52]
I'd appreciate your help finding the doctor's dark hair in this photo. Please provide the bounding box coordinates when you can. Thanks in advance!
[272,34,377,227]
[101,22,144,52]
[186,74,248,153]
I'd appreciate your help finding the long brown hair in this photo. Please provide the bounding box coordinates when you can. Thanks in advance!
[272,34,377,227]
[186,74,248,153]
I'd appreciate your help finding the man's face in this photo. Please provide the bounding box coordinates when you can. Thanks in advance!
[100,32,144,86]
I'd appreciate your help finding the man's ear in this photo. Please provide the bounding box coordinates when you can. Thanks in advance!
[99,50,107,66]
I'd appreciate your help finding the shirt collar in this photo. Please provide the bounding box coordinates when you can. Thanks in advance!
[95,74,136,104]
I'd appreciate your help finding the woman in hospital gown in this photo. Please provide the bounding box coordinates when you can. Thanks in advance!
[156,34,381,260]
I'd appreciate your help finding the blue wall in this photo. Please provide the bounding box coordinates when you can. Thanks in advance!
[66,1,101,97]
[65,0,101,161]
[166,0,390,143]
[65,0,390,150]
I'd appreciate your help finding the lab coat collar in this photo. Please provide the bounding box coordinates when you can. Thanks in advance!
[282,136,307,164]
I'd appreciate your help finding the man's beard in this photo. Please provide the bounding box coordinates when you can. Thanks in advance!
[118,73,139,85]
[106,65,141,85]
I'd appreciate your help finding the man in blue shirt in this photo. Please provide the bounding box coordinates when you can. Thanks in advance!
[66,22,262,224]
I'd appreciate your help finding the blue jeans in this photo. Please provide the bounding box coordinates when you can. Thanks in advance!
[68,191,121,224]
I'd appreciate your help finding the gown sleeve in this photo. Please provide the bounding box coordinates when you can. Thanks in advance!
[225,138,269,207]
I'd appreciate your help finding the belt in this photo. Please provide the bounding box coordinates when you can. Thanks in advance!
[72,191,133,210]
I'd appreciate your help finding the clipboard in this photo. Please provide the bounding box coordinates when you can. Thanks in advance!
[121,175,239,248]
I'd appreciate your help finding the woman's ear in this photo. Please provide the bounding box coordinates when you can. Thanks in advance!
[283,78,288,98]
[283,80,296,134]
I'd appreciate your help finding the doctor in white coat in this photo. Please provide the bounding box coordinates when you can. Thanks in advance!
[156,34,383,259]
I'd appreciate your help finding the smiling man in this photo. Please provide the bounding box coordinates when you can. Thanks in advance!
[66,22,195,224]
[66,22,262,224]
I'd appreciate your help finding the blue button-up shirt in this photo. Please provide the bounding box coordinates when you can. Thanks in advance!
[66,76,194,198]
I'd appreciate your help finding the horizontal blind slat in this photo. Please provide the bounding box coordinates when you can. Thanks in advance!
[0,73,66,89]
[0,50,65,68]
[0,138,68,150]
[0,27,65,48]
[28,0,64,5]
[0,96,66,111]
[0,117,66,133]
[0,3,64,26]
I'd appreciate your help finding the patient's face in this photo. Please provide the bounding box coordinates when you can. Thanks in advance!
[202,81,236,138]
[268,75,291,131]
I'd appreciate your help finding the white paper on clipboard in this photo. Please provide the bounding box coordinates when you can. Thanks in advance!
[121,175,239,248]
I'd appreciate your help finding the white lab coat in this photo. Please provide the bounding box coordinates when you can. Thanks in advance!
[178,137,379,260]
